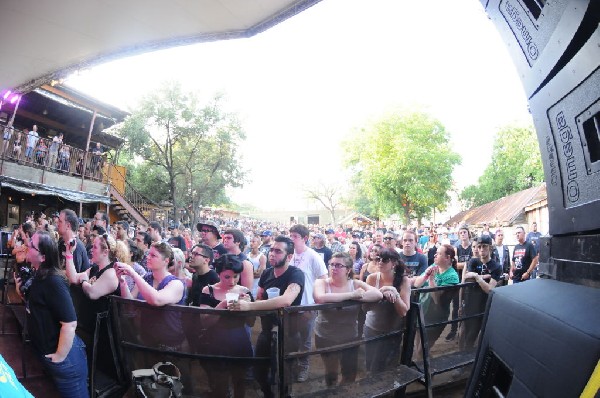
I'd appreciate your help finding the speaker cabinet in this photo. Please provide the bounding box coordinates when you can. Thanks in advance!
[529,27,600,235]
[466,280,600,397]
[482,0,596,97]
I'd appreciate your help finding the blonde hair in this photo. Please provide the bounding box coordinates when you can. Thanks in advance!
[114,240,130,263]
[170,248,186,277]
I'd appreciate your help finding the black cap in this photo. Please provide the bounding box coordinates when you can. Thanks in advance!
[477,235,493,245]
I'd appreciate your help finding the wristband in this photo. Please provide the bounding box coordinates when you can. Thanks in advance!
[65,254,74,259]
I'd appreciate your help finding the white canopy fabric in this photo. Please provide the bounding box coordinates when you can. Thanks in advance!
[0,0,321,93]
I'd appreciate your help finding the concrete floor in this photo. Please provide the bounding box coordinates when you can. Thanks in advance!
[0,303,61,397]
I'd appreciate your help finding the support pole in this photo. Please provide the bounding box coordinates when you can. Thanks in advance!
[79,110,97,217]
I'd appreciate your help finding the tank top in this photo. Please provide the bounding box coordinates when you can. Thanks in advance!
[247,252,262,273]
[364,273,403,333]
[314,279,359,341]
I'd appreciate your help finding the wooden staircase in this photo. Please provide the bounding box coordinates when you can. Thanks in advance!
[105,164,167,226]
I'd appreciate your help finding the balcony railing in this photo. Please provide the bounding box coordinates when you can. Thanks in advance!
[1,125,107,182]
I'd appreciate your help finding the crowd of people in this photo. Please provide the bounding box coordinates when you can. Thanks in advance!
[1,122,105,178]
[7,209,542,397]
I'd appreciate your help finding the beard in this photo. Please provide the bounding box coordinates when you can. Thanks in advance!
[271,257,287,268]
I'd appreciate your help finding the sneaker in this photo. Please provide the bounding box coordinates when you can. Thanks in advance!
[297,368,309,382]
[445,331,457,341]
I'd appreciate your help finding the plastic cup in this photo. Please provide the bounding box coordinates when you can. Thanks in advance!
[266,287,280,299]
[226,292,239,303]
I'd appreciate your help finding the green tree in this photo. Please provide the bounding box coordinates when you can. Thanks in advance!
[460,124,544,207]
[343,110,461,225]
[114,82,246,223]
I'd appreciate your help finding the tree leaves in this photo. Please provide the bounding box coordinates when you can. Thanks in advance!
[343,110,461,224]
[459,124,544,207]
[112,82,246,223]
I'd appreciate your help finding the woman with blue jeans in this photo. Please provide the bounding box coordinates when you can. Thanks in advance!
[16,231,89,397]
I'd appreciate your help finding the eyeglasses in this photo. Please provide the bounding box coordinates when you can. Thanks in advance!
[192,252,209,259]
[383,237,394,241]
[29,241,40,252]
[329,263,347,269]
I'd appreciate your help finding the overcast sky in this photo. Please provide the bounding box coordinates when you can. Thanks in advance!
[66,0,533,212]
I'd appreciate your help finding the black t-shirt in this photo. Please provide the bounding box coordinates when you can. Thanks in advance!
[427,245,437,267]
[312,246,333,269]
[187,270,220,306]
[455,243,473,264]
[258,266,305,331]
[58,237,90,273]
[399,252,428,277]
[467,258,502,282]
[512,241,537,280]
[168,235,187,251]
[27,274,77,355]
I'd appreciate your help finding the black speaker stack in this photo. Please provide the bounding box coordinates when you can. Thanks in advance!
[466,1,600,397]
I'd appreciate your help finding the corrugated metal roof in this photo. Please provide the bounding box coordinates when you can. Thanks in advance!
[446,183,547,226]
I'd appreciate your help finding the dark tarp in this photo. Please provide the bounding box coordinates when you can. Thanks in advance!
[0,176,110,204]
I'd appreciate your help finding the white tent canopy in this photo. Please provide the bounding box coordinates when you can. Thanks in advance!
[0,0,320,93]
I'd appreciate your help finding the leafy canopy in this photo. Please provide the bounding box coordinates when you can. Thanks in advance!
[343,110,461,224]
[113,82,246,223]
[460,124,544,207]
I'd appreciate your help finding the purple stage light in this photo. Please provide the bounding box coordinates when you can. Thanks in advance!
[10,94,20,104]
[2,90,11,100]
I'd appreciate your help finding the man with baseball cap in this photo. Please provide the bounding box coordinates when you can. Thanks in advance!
[311,233,332,267]
[197,220,227,262]
[325,229,345,254]
[259,230,273,257]
[460,235,502,349]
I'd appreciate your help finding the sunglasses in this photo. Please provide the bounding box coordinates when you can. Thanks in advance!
[376,257,392,263]
[383,237,394,241]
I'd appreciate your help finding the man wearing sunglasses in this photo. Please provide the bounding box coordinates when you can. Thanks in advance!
[196,220,227,263]
[186,244,219,307]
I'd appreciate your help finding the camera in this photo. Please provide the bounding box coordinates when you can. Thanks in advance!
[18,266,34,298]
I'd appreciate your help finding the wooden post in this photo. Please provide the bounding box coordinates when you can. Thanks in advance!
[79,110,97,217]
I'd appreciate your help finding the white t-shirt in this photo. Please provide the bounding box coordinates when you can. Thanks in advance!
[291,246,328,305]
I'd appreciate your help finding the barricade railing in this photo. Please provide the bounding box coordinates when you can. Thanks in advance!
[110,296,279,397]
[107,282,493,397]
[410,281,490,398]
[280,301,423,398]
